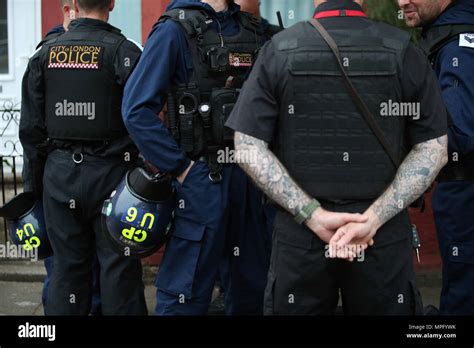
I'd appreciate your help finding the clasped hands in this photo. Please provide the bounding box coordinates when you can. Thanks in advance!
[304,207,382,262]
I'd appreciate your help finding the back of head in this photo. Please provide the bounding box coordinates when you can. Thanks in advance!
[74,0,114,21]
[76,0,112,12]
[60,0,75,29]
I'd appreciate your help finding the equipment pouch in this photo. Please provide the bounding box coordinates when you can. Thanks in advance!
[172,85,205,157]
[210,88,239,147]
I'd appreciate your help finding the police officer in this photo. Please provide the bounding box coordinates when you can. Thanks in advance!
[122,0,271,315]
[31,0,102,316]
[19,0,147,315]
[399,0,474,315]
[227,0,449,315]
[37,0,74,313]
[217,0,278,315]
[36,0,75,49]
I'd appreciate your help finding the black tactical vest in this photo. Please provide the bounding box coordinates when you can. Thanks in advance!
[159,8,264,162]
[420,24,474,63]
[274,21,411,200]
[37,30,63,50]
[41,29,128,141]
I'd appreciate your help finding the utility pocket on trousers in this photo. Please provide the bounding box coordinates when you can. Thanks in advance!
[156,218,206,299]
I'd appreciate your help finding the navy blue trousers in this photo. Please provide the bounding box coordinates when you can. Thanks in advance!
[155,162,274,315]
[432,182,474,315]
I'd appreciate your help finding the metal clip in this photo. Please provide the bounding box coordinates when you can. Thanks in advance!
[72,153,84,164]
[209,172,222,184]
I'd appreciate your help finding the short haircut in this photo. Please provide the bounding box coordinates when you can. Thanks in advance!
[60,0,73,6]
[76,0,112,11]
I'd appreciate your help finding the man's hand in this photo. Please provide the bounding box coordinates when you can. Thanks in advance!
[305,207,369,244]
[328,209,380,258]
[176,161,195,185]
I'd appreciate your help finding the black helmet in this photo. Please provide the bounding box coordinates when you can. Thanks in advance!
[0,192,52,259]
[102,167,174,258]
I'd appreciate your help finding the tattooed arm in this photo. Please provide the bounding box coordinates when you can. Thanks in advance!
[330,135,448,249]
[235,131,368,243]
[370,135,448,226]
[235,132,312,215]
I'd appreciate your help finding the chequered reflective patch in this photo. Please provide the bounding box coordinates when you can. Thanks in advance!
[48,63,99,69]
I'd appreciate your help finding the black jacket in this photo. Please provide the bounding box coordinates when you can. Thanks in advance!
[19,18,142,194]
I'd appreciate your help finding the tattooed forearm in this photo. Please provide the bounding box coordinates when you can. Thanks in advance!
[234,132,312,216]
[369,135,448,227]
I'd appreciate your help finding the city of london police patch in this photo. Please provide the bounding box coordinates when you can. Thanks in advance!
[48,45,103,69]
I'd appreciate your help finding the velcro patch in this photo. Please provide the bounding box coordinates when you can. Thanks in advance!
[459,33,474,48]
[229,52,253,67]
[48,45,103,69]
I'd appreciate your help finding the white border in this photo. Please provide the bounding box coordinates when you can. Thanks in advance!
[0,0,14,81]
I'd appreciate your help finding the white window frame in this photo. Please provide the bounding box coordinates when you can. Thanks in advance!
[0,0,14,81]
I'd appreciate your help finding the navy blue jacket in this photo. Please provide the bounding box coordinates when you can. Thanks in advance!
[46,24,65,36]
[36,24,65,49]
[122,0,244,176]
[427,0,474,158]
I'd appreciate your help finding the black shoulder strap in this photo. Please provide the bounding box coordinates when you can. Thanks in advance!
[104,34,127,69]
[420,24,474,59]
[36,32,62,49]
[159,8,212,38]
[308,19,401,168]
[102,31,126,45]
[237,12,263,35]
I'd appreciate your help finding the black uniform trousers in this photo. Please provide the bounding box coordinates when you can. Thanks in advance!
[44,149,147,315]
[264,202,424,316]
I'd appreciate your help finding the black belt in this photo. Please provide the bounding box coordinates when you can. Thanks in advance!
[437,165,474,182]
[318,198,369,206]
[48,139,132,165]
[49,139,110,151]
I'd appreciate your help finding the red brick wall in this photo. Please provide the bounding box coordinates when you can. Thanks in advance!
[42,0,171,43]
[141,0,170,43]
[41,0,63,37]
